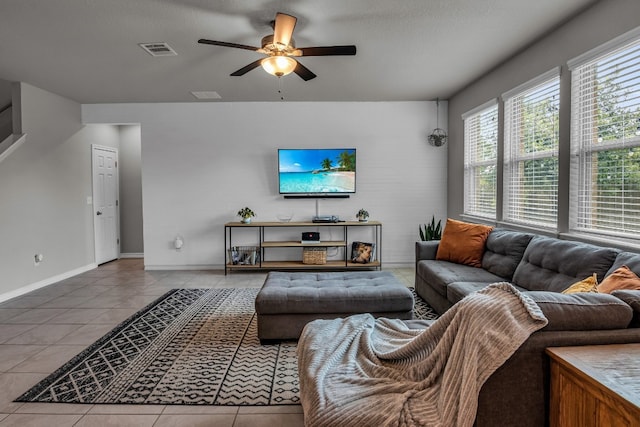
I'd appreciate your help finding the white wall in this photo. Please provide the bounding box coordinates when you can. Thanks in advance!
[0,83,120,298]
[83,101,448,268]
[118,125,143,255]
[447,0,640,228]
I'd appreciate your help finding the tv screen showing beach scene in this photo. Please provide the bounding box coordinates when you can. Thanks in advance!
[278,148,356,194]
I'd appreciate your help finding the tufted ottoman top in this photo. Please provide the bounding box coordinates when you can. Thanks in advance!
[255,271,414,315]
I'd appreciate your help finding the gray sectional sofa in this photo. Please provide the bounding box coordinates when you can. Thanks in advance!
[414,228,640,427]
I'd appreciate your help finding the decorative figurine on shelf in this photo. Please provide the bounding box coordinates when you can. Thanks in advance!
[237,207,256,224]
[356,208,369,222]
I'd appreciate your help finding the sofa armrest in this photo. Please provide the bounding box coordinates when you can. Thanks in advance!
[612,289,640,308]
[415,240,440,263]
[612,289,640,327]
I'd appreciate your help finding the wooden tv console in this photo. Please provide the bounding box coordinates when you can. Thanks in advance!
[224,221,382,275]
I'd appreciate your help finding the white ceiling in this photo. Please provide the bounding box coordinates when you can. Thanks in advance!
[0,0,597,103]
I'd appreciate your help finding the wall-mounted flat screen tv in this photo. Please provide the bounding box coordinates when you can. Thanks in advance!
[278,148,356,196]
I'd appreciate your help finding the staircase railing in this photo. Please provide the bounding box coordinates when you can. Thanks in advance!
[0,103,28,163]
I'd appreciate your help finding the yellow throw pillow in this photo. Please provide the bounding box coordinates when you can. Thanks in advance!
[597,265,640,294]
[435,218,493,268]
[562,273,598,294]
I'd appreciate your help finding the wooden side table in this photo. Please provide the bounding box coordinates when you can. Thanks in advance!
[546,344,640,427]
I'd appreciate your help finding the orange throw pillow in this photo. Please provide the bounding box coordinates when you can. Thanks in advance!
[436,218,493,268]
[597,265,640,294]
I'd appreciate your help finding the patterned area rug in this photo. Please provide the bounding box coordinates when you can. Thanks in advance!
[16,287,438,406]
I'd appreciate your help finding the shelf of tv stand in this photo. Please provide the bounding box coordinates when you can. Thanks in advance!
[226,221,379,227]
[262,240,347,248]
[225,260,382,270]
[256,260,381,268]
[224,221,381,274]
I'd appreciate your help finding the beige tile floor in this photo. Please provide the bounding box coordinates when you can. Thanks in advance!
[0,259,415,426]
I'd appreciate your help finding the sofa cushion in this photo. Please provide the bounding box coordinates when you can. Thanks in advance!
[512,236,619,292]
[416,260,505,297]
[436,218,493,267]
[482,229,534,280]
[527,291,633,331]
[606,251,640,276]
[447,281,528,305]
[598,265,640,293]
[562,273,598,294]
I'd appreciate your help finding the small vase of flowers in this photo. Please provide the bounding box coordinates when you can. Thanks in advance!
[356,209,369,222]
[237,207,256,224]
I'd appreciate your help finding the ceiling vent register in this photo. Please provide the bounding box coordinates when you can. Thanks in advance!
[139,43,178,57]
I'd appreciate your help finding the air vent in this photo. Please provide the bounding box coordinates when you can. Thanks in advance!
[191,91,222,100]
[139,42,177,57]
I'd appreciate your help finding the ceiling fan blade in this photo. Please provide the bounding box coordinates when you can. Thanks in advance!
[198,39,260,52]
[293,61,316,81]
[296,45,357,56]
[273,13,297,48]
[230,59,264,76]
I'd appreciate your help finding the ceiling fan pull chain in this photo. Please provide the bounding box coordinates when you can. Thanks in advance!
[278,77,285,101]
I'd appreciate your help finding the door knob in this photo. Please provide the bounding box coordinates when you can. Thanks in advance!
[96,211,103,216]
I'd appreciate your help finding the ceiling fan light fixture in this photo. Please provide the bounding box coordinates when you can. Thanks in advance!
[261,55,297,77]
[198,12,356,81]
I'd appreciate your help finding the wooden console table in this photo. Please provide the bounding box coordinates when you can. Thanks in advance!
[224,221,382,275]
[547,344,640,427]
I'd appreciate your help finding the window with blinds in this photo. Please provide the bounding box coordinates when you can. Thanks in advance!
[503,70,560,228]
[570,31,640,238]
[463,101,498,219]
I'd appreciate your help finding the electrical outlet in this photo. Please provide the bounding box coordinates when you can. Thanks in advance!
[174,236,184,250]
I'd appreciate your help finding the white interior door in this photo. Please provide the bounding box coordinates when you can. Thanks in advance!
[92,145,119,264]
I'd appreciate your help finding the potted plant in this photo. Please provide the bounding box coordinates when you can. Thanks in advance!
[356,208,369,222]
[237,207,256,224]
[419,215,442,241]
[428,132,447,147]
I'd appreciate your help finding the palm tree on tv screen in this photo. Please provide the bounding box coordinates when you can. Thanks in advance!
[321,158,333,171]
[337,150,355,171]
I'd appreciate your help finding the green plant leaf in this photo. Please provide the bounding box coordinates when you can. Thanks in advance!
[419,215,442,240]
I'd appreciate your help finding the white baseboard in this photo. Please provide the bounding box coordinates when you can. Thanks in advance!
[0,263,98,304]
[381,262,415,269]
[120,253,144,259]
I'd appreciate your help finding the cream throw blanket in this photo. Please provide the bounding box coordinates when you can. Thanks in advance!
[297,282,548,427]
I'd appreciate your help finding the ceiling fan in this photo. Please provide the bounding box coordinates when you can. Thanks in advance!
[198,12,356,81]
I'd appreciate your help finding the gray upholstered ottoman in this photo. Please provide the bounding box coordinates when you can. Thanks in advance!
[255,271,414,341]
